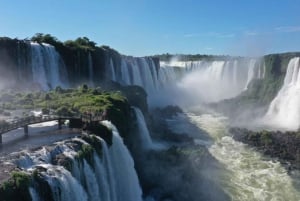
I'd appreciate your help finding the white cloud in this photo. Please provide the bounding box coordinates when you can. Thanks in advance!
[207,32,235,38]
[244,31,259,36]
[183,32,235,38]
[275,26,300,33]
[183,33,200,38]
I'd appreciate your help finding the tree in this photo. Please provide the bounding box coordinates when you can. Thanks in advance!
[31,33,62,47]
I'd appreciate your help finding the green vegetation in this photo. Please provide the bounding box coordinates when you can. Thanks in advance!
[76,144,94,166]
[154,53,237,61]
[0,171,32,201]
[31,167,55,201]
[31,33,96,50]
[31,33,62,47]
[0,85,126,117]
[82,135,103,157]
[0,84,134,138]
[64,37,96,50]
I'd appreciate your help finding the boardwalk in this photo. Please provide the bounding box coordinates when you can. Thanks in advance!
[0,115,80,143]
[0,112,106,144]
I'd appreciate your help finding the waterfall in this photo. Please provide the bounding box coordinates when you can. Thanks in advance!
[101,121,143,201]
[30,42,49,90]
[133,107,153,149]
[30,42,68,90]
[259,61,266,79]
[138,58,156,94]
[158,65,178,87]
[105,56,161,97]
[175,60,249,102]
[244,59,258,90]
[129,58,144,87]
[13,121,143,201]
[109,58,117,82]
[40,164,88,201]
[264,57,300,130]
[88,52,94,86]
[120,58,131,85]
[160,59,265,103]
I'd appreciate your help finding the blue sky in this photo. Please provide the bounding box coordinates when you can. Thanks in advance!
[0,0,299,56]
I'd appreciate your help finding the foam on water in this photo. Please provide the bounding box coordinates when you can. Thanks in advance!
[187,112,300,201]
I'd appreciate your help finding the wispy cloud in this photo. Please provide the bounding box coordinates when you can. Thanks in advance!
[183,33,200,38]
[207,32,236,38]
[275,26,300,33]
[244,31,259,36]
[184,32,235,38]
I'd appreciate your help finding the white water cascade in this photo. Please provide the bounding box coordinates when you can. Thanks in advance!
[107,56,167,96]
[244,59,259,90]
[264,57,300,130]
[88,52,94,86]
[101,120,143,201]
[14,121,143,201]
[133,107,153,149]
[30,42,69,90]
[109,58,117,82]
[161,59,264,103]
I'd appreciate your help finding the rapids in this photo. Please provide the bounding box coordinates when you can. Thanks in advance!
[167,110,300,201]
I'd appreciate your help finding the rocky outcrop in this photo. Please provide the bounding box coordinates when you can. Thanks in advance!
[137,145,229,201]
[230,127,300,170]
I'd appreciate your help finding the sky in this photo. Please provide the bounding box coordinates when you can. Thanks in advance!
[0,0,300,56]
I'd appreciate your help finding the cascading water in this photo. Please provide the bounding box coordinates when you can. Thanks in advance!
[88,52,94,86]
[13,121,143,201]
[109,58,117,82]
[161,59,264,103]
[106,56,162,97]
[175,60,248,102]
[167,111,300,201]
[101,121,143,201]
[264,57,300,130]
[120,58,131,85]
[30,42,49,90]
[30,42,69,90]
[133,107,153,149]
[160,56,300,200]
[244,59,258,90]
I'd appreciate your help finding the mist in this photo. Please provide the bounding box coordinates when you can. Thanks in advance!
[157,58,260,105]
[261,57,300,131]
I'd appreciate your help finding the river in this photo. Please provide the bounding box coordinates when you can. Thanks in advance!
[167,108,300,201]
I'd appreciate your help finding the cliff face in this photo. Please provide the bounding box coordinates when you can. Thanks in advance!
[215,52,300,119]
[0,38,32,89]
[240,52,300,105]
[0,37,111,89]
[0,37,160,93]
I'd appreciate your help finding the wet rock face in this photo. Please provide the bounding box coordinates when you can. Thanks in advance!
[137,145,229,201]
[0,162,17,185]
[153,105,183,118]
[53,153,73,170]
[231,127,300,170]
